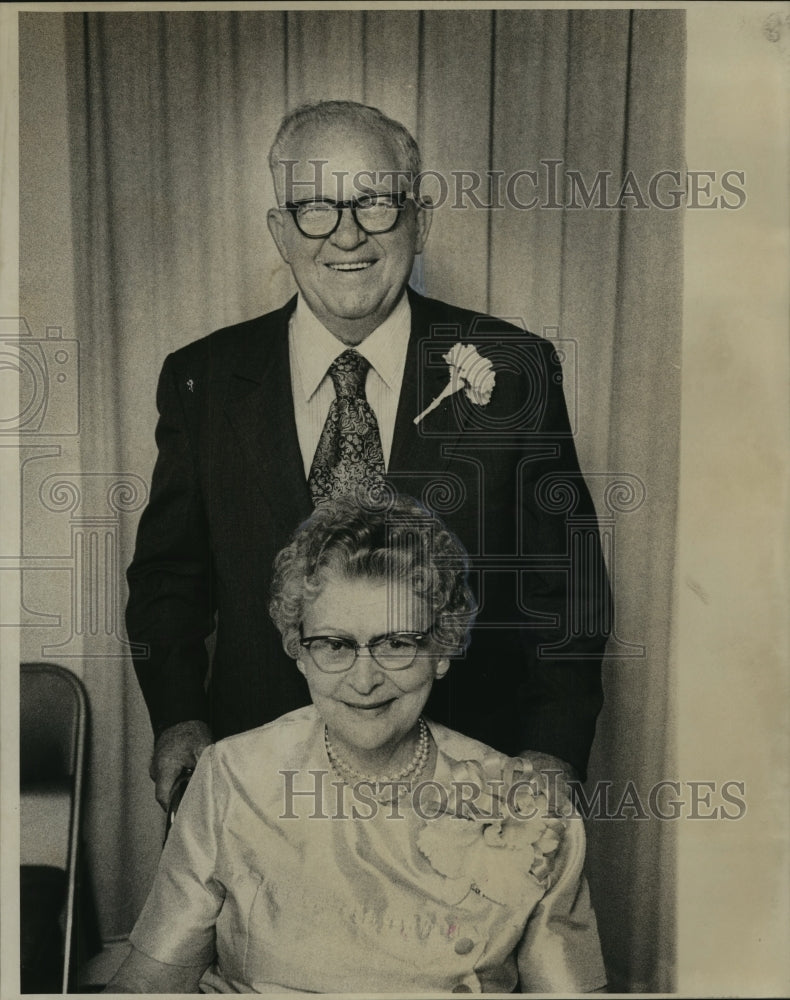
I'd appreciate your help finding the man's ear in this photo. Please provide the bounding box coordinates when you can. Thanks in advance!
[413,200,433,254]
[434,656,450,680]
[267,208,290,263]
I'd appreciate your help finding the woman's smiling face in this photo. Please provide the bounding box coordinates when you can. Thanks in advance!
[296,574,449,770]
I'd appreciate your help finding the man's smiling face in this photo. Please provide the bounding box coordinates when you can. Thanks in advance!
[267,121,431,345]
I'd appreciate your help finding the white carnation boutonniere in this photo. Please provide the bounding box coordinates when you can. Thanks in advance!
[413,343,496,425]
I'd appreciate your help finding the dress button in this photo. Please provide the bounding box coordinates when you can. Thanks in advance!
[454,937,475,955]
[451,985,473,993]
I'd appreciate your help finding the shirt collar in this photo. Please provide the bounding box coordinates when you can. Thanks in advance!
[290,292,412,401]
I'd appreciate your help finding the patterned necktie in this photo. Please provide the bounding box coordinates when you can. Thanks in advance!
[308,349,386,507]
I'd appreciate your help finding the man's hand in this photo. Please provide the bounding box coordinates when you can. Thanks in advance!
[150,720,212,810]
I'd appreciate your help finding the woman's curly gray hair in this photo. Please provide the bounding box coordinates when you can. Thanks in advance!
[269,495,477,660]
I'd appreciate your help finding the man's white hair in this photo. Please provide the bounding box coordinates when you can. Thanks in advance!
[268,100,422,196]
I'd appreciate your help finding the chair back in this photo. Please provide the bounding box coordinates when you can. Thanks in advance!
[20,662,88,992]
[20,663,84,786]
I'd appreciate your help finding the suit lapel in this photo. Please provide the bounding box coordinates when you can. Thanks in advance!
[223,297,313,532]
[389,289,469,485]
[223,289,474,530]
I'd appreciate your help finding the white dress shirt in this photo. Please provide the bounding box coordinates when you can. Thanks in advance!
[288,293,411,476]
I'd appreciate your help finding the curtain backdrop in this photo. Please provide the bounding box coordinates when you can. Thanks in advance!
[20,9,684,992]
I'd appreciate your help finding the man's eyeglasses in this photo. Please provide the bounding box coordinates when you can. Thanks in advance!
[283,193,408,239]
[299,627,427,673]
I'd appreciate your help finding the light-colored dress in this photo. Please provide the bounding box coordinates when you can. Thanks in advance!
[130,706,606,993]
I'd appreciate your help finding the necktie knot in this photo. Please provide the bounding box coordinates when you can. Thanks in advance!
[328,349,370,400]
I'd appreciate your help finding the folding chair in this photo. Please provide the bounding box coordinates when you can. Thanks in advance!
[20,662,88,993]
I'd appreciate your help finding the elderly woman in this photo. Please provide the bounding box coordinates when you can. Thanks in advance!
[108,496,606,994]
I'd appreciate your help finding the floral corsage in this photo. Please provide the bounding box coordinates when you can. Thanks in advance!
[416,753,567,907]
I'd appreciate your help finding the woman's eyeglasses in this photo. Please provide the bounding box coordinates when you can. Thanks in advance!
[299,628,427,673]
[283,193,408,239]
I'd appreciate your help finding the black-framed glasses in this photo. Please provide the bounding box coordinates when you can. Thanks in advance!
[283,193,408,238]
[299,626,427,673]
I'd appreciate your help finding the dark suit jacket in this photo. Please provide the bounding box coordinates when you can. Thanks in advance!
[127,288,610,778]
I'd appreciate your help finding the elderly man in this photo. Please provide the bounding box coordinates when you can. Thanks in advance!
[127,100,611,808]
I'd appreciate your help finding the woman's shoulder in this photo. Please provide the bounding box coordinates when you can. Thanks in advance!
[427,720,573,805]
[426,718,507,761]
[427,719,544,786]
[208,706,323,776]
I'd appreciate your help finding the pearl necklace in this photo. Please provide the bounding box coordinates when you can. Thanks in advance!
[324,717,430,791]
